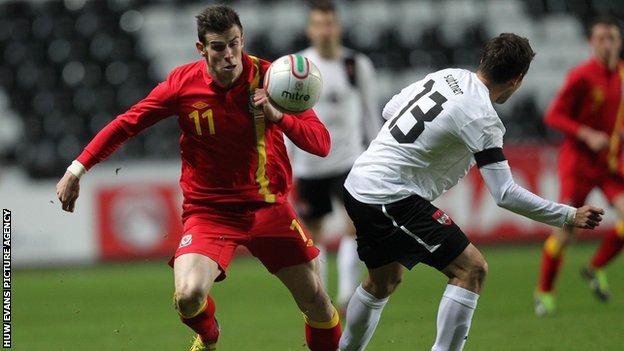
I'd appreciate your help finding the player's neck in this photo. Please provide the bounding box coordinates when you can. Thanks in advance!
[315,44,341,60]
[476,72,500,103]
[595,55,619,72]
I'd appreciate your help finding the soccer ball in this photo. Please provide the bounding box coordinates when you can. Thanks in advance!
[264,54,322,113]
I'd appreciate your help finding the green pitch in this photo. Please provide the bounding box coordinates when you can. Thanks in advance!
[14,244,624,350]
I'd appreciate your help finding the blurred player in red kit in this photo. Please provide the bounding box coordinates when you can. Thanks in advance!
[55,5,341,350]
[535,17,624,316]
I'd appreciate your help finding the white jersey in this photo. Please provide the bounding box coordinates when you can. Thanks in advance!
[345,68,503,203]
[345,68,576,228]
[287,47,381,178]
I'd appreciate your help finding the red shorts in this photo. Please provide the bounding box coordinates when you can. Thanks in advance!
[169,202,318,281]
[559,157,624,206]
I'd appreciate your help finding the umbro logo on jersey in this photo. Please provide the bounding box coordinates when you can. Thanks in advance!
[192,101,209,109]
[432,209,452,225]
[179,234,193,248]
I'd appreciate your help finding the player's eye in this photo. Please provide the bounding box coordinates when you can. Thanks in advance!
[210,42,226,52]
[229,40,240,48]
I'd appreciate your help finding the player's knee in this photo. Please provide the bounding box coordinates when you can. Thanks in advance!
[300,286,333,319]
[175,285,206,317]
[364,276,402,298]
[469,259,488,284]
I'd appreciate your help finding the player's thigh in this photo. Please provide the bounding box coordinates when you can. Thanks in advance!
[174,253,221,296]
[248,202,319,274]
[274,259,324,301]
[274,259,334,320]
[171,219,244,288]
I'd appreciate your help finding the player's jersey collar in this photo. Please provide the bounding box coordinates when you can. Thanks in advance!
[589,56,622,75]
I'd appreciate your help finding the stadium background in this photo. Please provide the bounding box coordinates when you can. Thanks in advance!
[1,0,623,350]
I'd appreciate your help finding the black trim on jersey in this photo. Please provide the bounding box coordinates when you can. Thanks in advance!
[474,148,506,168]
[343,55,357,87]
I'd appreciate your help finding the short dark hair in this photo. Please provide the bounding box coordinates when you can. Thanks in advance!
[588,16,621,37]
[196,5,243,44]
[308,0,337,13]
[477,33,536,84]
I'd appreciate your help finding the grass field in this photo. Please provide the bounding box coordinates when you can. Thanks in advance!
[14,243,624,350]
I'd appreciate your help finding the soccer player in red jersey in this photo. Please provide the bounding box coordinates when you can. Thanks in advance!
[535,17,624,316]
[55,5,341,350]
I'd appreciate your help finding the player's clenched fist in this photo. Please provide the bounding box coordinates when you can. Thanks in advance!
[572,205,605,229]
[56,171,80,213]
[578,127,610,153]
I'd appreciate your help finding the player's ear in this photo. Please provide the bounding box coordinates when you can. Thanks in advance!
[240,33,245,50]
[511,73,523,88]
[196,41,206,57]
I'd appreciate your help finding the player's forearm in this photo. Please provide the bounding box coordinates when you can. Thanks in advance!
[277,113,331,157]
[544,73,586,138]
[544,111,583,138]
[76,119,131,170]
[480,165,576,227]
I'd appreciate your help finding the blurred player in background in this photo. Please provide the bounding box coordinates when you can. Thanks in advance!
[338,33,604,351]
[288,1,381,312]
[535,17,624,316]
[55,5,342,351]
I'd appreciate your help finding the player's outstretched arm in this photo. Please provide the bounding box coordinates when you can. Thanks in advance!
[479,163,604,229]
[56,76,176,212]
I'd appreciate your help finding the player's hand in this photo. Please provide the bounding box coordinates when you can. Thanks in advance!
[572,205,604,229]
[578,127,609,153]
[253,88,284,123]
[56,171,80,213]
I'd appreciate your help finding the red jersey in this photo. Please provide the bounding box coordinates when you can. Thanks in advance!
[545,58,624,175]
[76,53,330,220]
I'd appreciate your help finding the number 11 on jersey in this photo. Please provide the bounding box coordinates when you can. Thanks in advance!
[189,109,215,136]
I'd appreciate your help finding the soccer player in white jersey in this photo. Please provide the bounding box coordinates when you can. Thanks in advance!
[288,1,381,310]
[338,33,605,351]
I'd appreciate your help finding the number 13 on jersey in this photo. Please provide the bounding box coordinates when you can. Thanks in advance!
[388,80,447,143]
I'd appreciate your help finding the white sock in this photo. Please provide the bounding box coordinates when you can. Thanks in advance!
[317,245,328,288]
[431,284,479,351]
[337,236,361,307]
[339,284,389,351]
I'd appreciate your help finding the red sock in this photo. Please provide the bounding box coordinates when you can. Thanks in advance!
[591,229,624,268]
[304,309,341,351]
[538,235,564,292]
[180,295,219,343]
